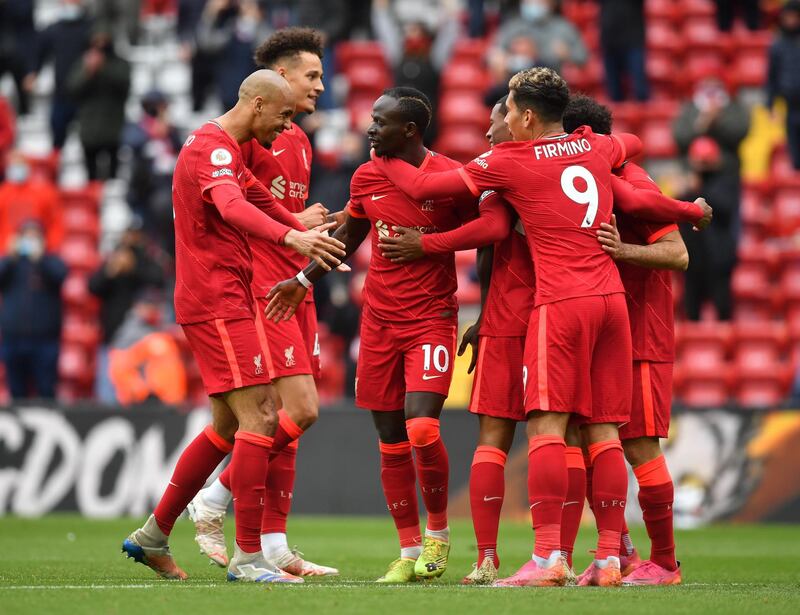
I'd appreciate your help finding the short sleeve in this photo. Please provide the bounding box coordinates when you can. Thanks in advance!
[460,148,510,196]
[197,141,243,200]
[346,167,368,218]
[592,133,627,169]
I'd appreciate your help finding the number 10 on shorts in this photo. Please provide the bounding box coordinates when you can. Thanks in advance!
[422,344,450,373]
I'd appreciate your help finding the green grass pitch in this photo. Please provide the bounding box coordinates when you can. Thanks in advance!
[1,516,798,614]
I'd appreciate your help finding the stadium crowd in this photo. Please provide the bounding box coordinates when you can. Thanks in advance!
[0,0,796,408]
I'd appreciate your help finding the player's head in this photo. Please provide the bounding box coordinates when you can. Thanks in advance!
[562,94,613,135]
[487,95,512,147]
[254,27,325,115]
[505,67,569,140]
[367,87,432,157]
[237,69,294,147]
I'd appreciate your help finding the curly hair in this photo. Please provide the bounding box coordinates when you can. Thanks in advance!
[382,87,433,134]
[254,27,324,69]
[562,94,613,135]
[508,67,570,123]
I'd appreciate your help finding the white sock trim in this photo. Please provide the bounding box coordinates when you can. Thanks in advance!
[400,546,422,560]
[424,526,450,541]
[202,478,232,511]
[260,532,289,557]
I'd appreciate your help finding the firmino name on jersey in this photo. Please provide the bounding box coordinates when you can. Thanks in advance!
[533,138,592,160]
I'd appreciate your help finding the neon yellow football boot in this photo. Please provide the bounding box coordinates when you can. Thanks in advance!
[375,557,419,583]
[414,536,450,579]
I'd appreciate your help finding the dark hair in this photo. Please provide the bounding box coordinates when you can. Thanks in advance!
[254,27,324,68]
[562,94,613,135]
[508,67,569,123]
[495,95,508,116]
[382,86,433,134]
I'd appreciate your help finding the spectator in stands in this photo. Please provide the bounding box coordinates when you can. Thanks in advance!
[29,0,94,154]
[673,74,750,179]
[767,1,800,171]
[371,0,461,142]
[0,96,15,181]
[0,220,67,400]
[679,137,740,321]
[488,0,587,84]
[123,91,182,256]
[67,30,131,181]
[0,0,36,116]
[196,0,271,110]
[597,0,649,102]
[89,222,165,403]
[0,151,63,254]
[108,290,187,407]
[715,0,760,32]
[94,0,144,46]
[178,0,217,112]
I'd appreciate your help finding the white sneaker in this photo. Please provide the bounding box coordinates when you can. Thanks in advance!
[272,547,340,577]
[187,492,228,567]
[226,545,304,583]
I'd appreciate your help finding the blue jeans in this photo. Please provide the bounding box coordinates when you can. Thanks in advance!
[602,46,650,102]
[1,337,60,400]
[94,344,118,405]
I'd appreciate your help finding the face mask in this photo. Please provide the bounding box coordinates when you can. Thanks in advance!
[17,236,43,257]
[236,17,258,40]
[508,54,535,73]
[60,5,83,20]
[6,163,29,184]
[521,3,548,22]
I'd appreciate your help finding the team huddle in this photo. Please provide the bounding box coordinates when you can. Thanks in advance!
[121,27,712,588]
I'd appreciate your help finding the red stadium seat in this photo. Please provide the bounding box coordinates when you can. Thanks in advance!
[62,273,99,313]
[733,321,787,360]
[737,241,779,277]
[347,94,378,129]
[731,262,775,320]
[562,58,604,97]
[730,50,768,89]
[433,129,487,164]
[645,0,684,26]
[562,0,599,29]
[770,145,799,182]
[63,206,100,241]
[638,120,677,158]
[675,320,731,359]
[345,63,392,97]
[680,0,717,20]
[646,22,684,57]
[646,52,680,100]
[336,41,387,73]
[61,316,101,350]
[438,93,490,131]
[733,369,790,407]
[607,102,643,136]
[58,343,93,385]
[773,184,800,237]
[60,183,102,213]
[739,184,772,241]
[440,61,491,95]
[451,38,489,64]
[60,237,99,272]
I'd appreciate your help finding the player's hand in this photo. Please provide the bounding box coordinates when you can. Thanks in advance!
[296,203,329,229]
[692,197,713,231]
[596,214,628,260]
[265,279,307,322]
[458,321,481,374]
[284,222,346,271]
[326,209,347,229]
[378,226,424,263]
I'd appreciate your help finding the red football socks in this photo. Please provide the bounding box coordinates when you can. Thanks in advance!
[379,441,421,548]
[406,418,449,531]
[154,425,232,535]
[261,411,305,534]
[588,440,628,560]
[528,435,567,559]
[560,446,586,567]
[634,455,677,571]
[469,445,507,567]
[261,441,298,534]
[230,431,273,553]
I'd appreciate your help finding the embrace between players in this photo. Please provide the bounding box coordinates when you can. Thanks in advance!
[122,27,712,588]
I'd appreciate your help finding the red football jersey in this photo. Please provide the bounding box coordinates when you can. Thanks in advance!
[241,123,313,296]
[459,126,627,307]
[348,151,478,324]
[172,121,256,325]
[479,190,536,337]
[614,162,677,362]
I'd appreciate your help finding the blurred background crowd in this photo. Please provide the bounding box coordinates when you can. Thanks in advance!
[0,0,798,410]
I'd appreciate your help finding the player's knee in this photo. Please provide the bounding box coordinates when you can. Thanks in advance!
[623,437,661,467]
[405,417,441,448]
[283,388,319,430]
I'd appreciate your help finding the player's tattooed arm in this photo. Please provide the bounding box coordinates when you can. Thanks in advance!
[265,213,370,321]
[597,215,689,271]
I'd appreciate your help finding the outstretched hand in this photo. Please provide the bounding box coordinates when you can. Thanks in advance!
[378,226,424,263]
[284,221,346,271]
[458,321,481,374]
[265,278,307,322]
[596,214,627,260]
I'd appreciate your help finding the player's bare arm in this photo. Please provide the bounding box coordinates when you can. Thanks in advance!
[460,245,494,375]
[266,213,371,321]
[294,202,329,229]
[596,214,689,270]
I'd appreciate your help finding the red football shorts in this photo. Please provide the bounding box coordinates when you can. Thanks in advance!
[523,293,632,424]
[182,317,271,395]
[254,298,321,381]
[619,360,673,440]
[469,335,526,421]
[356,313,457,411]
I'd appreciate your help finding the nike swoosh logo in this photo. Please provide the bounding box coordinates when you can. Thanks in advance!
[371,194,388,201]
[483,496,502,502]
[422,374,442,381]
[272,149,285,156]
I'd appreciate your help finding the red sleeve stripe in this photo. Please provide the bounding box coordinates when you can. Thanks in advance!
[646,224,678,244]
[200,179,242,201]
[456,167,481,197]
